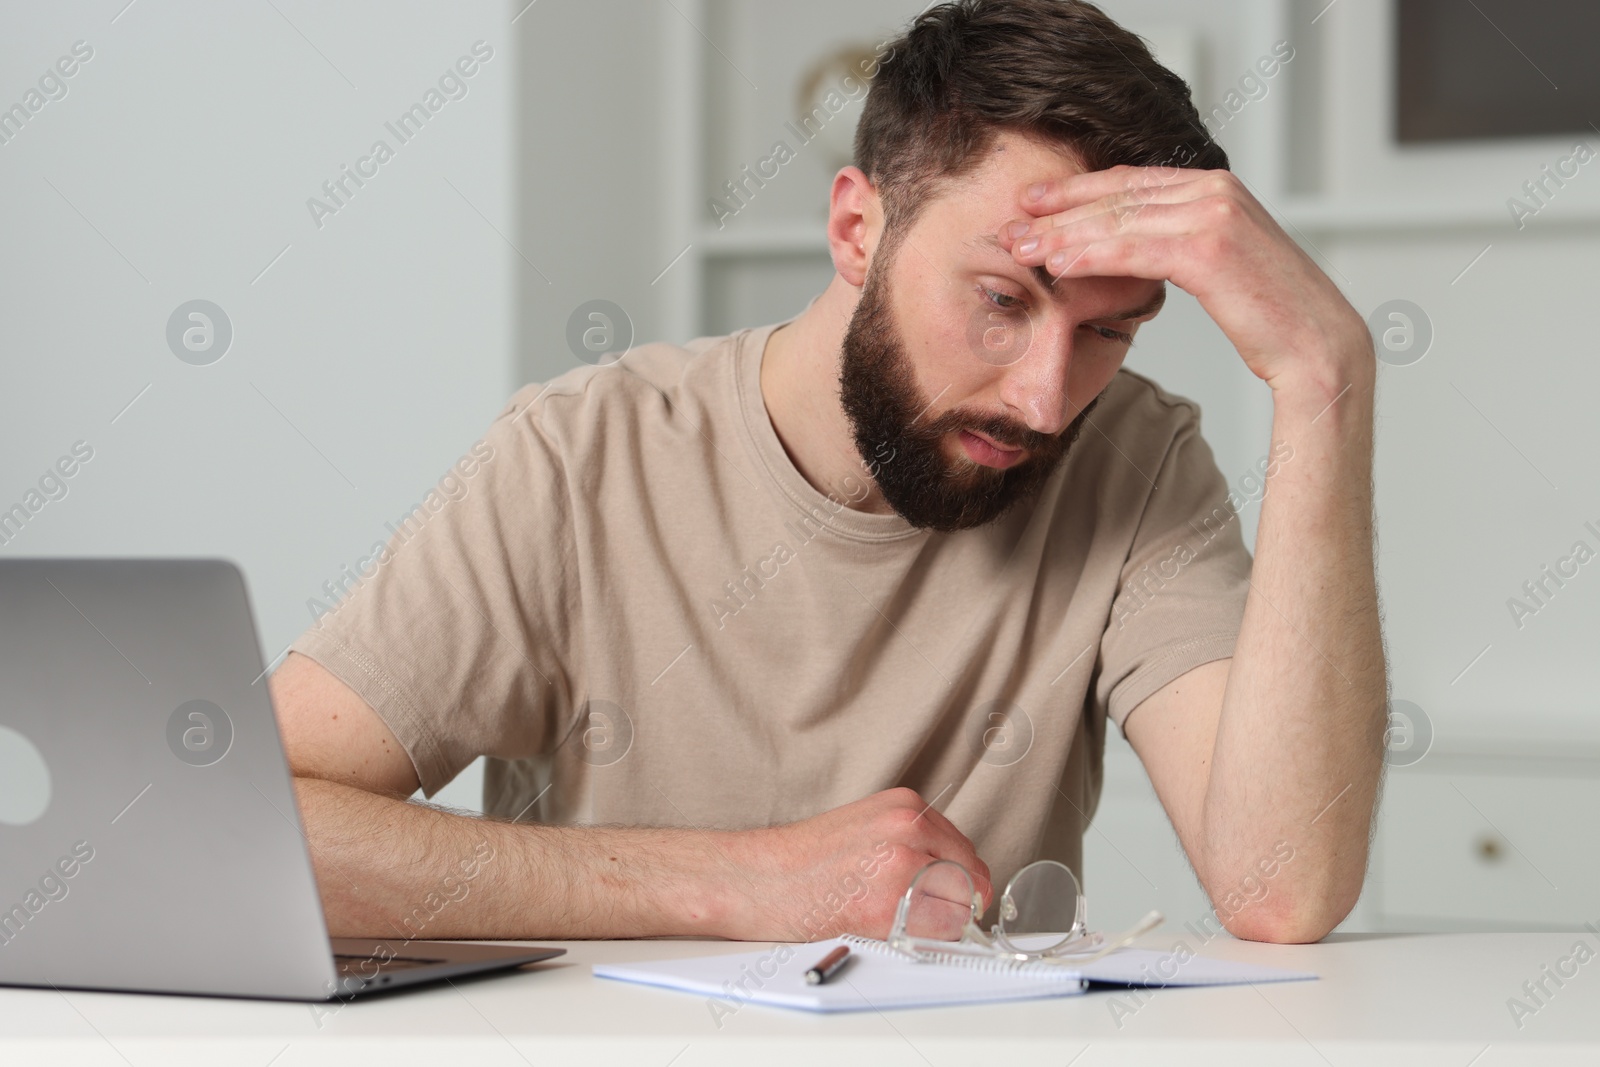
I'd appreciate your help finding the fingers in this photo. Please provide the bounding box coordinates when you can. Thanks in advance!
[1012,200,1187,263]
[902,887,974,942]
[1021,165,1226,217]
[997,170,1256,287]
[765,789,1006,943]
[895,793,994,910]
[976,858,994,912]
[1009,198,1220,268]
[893,849,987,944]
[1030,177,1218,241]
[1023,224,1202,289]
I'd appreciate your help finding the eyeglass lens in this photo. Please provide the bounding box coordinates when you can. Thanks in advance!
[901,861,978,943]
[997,860,1083,951]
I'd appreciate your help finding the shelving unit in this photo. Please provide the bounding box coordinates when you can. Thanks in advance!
[654,0,1600,937]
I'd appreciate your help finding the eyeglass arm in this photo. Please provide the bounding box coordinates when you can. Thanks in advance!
[1048,909,1163,965]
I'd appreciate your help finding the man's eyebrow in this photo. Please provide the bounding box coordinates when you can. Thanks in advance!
[969,233,1058,292]
[1108,285,1166,321]
[966,233,1168,320]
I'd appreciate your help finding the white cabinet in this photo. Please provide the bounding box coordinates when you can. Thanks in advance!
[1375,760,1600,930]
[1087,740,1600,937]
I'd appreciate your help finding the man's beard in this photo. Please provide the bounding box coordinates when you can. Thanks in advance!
[837,254,1102,532]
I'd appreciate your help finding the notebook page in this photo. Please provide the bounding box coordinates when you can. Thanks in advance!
[593,936,1087,1014]
[1074,946,1317,987]
[843,933,1318,987]
[593,934,1316,1014]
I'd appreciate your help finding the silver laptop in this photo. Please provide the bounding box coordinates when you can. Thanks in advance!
[0,558,563,1000]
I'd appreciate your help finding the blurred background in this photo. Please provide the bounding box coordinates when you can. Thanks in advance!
[2,0,1597,935]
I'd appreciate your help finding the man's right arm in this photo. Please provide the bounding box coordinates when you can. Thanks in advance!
[272,651,990,941]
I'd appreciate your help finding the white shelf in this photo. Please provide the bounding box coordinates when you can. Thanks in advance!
[1275,196,1600,233]
[690,199,1600,265]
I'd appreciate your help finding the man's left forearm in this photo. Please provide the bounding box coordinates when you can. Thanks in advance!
[996,167,1394,939]
[1204,343,1389,942]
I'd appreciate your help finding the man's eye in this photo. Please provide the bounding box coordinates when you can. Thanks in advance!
[1086,324,1135,345]
[979,286,1024,311]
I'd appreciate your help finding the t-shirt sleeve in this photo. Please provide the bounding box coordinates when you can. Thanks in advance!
[1094,405,1254,735]
[287,388,578,798]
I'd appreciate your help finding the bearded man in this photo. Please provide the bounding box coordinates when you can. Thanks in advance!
[274,0,1387,945]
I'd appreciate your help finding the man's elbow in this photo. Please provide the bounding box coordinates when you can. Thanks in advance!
[1218,883,1361,944]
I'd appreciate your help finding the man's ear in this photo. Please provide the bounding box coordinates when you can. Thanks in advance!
[828,166,880,288]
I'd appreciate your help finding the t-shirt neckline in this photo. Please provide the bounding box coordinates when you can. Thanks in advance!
[733,315,927,544]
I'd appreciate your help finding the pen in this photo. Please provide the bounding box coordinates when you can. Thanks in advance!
[804,945,852,985]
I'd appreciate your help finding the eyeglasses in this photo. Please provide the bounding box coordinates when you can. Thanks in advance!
[888,858,1163,966]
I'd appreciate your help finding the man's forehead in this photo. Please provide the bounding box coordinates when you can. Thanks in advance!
[925,133,1087,229]
[983,133,1084,189]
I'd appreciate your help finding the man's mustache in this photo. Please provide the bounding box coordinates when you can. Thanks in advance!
[916,396,1101,455]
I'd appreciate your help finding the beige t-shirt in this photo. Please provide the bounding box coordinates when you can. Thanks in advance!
[291,313,1252,898]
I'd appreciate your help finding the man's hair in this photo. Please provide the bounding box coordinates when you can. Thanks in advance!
[854,0,1228,240]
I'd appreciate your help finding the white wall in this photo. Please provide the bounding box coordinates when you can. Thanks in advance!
[513,0,665,387]
[0,1,521,812]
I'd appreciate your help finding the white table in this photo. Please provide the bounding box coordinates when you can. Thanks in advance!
[2,931,1596,1065]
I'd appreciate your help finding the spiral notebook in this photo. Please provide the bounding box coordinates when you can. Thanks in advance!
[593,934,1317,1013]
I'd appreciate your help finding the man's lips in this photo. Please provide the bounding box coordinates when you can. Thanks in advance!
[958,429,1028,470]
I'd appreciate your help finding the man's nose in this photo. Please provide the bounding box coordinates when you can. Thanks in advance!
[998,325,1075,436]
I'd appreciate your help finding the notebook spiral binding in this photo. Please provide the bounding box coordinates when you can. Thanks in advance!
[838,934,1082,978]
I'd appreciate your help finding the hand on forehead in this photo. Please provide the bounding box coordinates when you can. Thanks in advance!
[922,134,1166,316]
